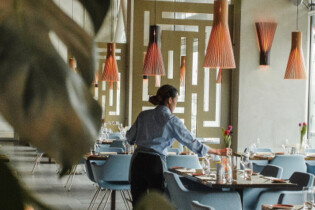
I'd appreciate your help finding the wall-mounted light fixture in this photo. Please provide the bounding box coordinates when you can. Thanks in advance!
[255,22,277,66]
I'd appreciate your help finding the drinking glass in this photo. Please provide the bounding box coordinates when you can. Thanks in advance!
[231,156,237,170]
[303,187,314,209]
[123,140,128,153]
[256,138,261,147]
[201,158,210,175]
[281,139,289,154]
[244,162,253,180]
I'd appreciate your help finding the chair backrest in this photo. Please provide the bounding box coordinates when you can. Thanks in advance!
[289,171,314,187]
[108,132,122,140]
[166,155,202,169]
[98,146,124,153]
[110,140,125,149]
[260,164,283,178]
[85,159,106,183]
[269,155,306,179]
[164,172,242,210]
[304,148,315,154]
[306,162,315,175]
[278,191,303,205]
[91,155,131,182]
[191,201,215,210]
[167,148,180,155]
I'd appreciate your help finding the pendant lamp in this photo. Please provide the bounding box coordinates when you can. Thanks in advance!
[142,25,165,76]
[255,22,277,66]
[101,43,119,89]
[69,57,77,72]
[179,56,186,86]
[203,0,235,70]
[216,69,222,84]
[92,72,99,87]
[284,0,306,79]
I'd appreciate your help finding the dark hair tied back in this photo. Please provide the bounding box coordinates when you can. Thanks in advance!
[149,84,178,106]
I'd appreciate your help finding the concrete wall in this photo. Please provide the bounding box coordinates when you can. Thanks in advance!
[234,0,309,152]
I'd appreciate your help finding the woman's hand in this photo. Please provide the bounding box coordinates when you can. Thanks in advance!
[209,147,232,156]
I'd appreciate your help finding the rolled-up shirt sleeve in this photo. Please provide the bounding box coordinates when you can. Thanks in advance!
[169,117,210,157]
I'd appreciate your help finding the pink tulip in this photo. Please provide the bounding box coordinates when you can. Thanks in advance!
[299,123,302,127]
[228,125,232,131]
[303,122,306,126]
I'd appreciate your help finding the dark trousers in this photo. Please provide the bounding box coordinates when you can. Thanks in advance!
[130,152,165,207]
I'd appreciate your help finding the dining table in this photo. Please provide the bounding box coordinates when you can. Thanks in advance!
[234,152,315,161]
[169,167,300,210]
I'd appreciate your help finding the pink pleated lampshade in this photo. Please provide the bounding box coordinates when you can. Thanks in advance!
[69,57,77,71]
[142,25,165,76]
[179,56,186,86]
[203,0,235,69]
[284,31,306,79]
[102,43,119,89]
[255,22,277,66]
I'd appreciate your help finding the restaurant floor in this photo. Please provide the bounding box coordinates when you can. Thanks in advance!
[1,142,127,210]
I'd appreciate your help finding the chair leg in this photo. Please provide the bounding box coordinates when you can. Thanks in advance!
[120,191,130,210]
[88,187,101,210]
[67,164,78,191]
[31,153,44,174]
[96,189,109,210]
[64,165,76,188]
[102,190,112,210]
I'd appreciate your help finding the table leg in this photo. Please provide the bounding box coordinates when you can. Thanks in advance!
[111,190,116,210]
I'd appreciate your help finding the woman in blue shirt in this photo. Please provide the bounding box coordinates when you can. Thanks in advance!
[126,84,232,207]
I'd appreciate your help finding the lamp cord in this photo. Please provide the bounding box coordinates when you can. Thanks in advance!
[296,3,299,31]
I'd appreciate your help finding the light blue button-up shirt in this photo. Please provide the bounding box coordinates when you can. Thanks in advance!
[126,105,210,157]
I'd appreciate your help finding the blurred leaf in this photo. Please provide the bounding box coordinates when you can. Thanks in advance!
[134,191,175,210]
[0,0,102,173]
[0,161,50,209]
[78,0,111,35]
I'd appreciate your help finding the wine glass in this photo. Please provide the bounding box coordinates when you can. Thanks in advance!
[281,139,289,154]
[244,162,253,180]
[123,140,128,153]
[201,158,210,175]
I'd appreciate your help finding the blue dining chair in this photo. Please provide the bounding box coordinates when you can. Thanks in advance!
[260,164,283,178]
[164,171,242,210]
[304,148,315,154]
[166,155,202,169]
[191,201,215,210]
[85,159,106,209]
[91,155,132,210]
[254,172,314,210]
[98,146,124,153]
[167,148,181,155]
[242,165,283,210]
[108,132,123,140]
[306,162,315,175]
[269,155,306,179]
[110,140,126,151]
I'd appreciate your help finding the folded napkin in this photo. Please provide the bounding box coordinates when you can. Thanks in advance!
[167,152,177,155]
[261,204,294,209]
[306,153,315,157]
[99,152,118,155]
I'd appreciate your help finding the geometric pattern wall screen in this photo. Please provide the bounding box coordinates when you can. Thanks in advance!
[131,0,232,144]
